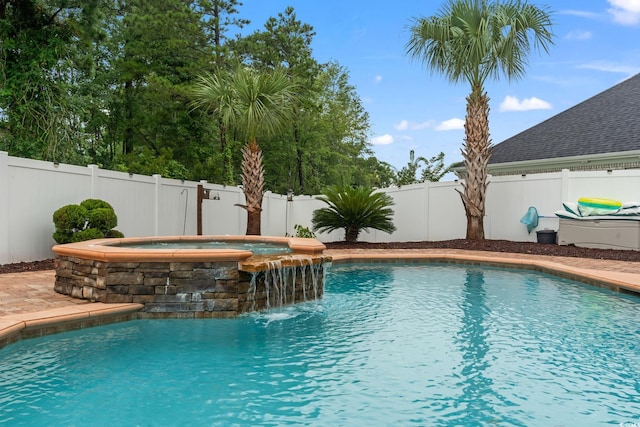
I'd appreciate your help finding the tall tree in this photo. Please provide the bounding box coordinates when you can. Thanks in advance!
[195,0,249,181]
[0,0,103,162]
[109,0,211,155]
[196,0,249,66]
[405,0,553,239]
[299,61,373,193]
[230,7,319,193]
[192,64,299,235]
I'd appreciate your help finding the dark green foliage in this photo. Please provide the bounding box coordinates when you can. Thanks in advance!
[80,199,114,211]
[105,229,125,238]
[53,205,89,232]
[52,230,74,246]
[312,186,396,243]
[395,150,452,186]
[87,208,118,232]
[71,228,105,242]
[294,224,316,238]
[2,3,382,193]
[52,199,122,244]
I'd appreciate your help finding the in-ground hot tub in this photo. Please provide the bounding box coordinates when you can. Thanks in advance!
[52,235,330,318]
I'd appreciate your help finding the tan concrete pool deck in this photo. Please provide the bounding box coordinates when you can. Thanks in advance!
[1,248,639,348]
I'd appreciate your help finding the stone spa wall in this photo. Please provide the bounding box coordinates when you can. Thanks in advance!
[54,256,329,318]
[52,236,330,318]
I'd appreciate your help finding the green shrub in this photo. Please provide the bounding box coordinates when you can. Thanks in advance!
[105,229,125,238]
[87,208,117,232]
[294,224,316,238]
[52,230,74,245]
[53,204,88,232]
[52,199,123,244]
[312,185,396,243]
[81,199,114,211]
[71,228,105,242]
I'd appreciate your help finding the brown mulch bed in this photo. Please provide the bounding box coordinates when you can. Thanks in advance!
[3,239,638,275]
[0,259,56,274]
[323,239,640,262]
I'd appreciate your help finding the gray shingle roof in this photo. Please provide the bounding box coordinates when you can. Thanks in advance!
[489,73,640,165]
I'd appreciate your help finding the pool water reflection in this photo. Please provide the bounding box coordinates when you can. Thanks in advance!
[0,263,638,426]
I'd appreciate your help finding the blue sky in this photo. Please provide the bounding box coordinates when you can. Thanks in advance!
[238,1,640,171]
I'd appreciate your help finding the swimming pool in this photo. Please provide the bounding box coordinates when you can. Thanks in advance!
[1,263,638,426]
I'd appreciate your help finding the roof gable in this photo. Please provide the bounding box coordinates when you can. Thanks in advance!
[489,73,640,165]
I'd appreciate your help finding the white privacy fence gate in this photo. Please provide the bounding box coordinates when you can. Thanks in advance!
[2,151,640,264]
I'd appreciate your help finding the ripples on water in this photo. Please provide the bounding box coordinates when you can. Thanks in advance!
[0,263,638,426]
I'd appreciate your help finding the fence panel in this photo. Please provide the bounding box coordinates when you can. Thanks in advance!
[565,169,640,203]
[4,151,640,264]
[201,184,245,236]
[5,157,91,263]
[426,181,467,241]
[486,173,562,241]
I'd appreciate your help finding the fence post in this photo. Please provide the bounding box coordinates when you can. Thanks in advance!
[88,164,99,198]
[0,152,9,264]
[153,174,161,236]
[561,169,570,202]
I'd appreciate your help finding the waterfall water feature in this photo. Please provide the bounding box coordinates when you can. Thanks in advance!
[249,254,327,311]
[53,235,330,317]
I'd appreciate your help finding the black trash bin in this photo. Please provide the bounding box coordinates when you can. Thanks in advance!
[536,229,557,244]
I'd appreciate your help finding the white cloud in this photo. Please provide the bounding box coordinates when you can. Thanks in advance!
[560,9,601,19]
[578,62,640,76]
[374,75,383,84]
[607,0,640,25]
[565,30,592,40]
[435,118,464,131]
[370,134,394,145]
[499,96,552,112]
[393,119,434,130]
[394,120,409,131]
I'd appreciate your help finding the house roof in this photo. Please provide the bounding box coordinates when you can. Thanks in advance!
[488,73,640,169]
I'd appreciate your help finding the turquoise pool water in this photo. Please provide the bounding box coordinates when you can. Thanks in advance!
[1,263,639,426]
[115,240,292,254]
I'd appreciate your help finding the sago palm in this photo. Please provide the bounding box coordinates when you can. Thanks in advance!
[405,0,553,240]
[312,185,396,243]
[192,64,298,235]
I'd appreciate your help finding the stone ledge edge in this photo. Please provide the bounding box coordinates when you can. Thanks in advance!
[0,303,143,350]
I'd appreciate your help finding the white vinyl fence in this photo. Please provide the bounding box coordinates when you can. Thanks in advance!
[2,151,640,264]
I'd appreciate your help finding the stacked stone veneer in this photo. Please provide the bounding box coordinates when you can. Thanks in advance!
[54,256,327,318]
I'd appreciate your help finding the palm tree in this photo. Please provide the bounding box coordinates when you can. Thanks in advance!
[192,64,298,235]
[405,0,553,240]
[312,185,396,243]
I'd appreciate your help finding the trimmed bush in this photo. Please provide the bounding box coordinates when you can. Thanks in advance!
[71,228,105,242]
[52,204,88,232]
[52,199,123,244]
[87,208,117,232]
[105,229,125,238]
[81,199,114,211]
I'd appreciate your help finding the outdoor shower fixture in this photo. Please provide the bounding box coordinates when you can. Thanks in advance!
[196,184,221,235]
[285,189,294,236]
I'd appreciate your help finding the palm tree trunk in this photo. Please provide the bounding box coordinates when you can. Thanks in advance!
[241,139,264,235]
[345,226,359,242]
[457,84,490,240]
[246,209,262,236]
